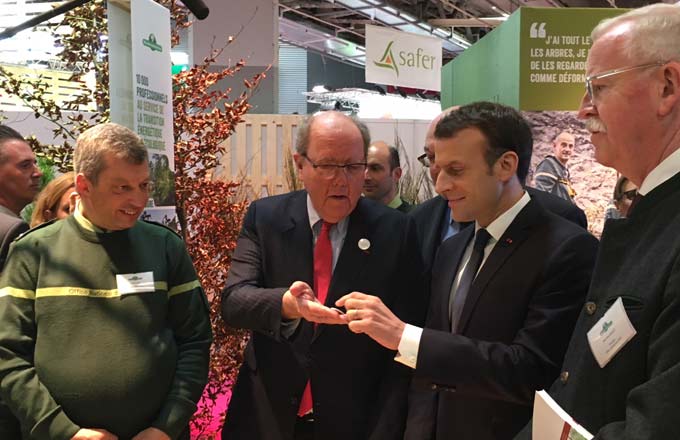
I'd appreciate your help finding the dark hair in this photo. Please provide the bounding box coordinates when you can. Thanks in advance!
[296,112,370,156]
[434,102,533,183]
[387,146,400,170]
[613,175,631,201]
[0,125,26,163]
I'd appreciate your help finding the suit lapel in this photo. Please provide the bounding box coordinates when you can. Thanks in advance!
[457,200,545,333]
[281,191,314,287]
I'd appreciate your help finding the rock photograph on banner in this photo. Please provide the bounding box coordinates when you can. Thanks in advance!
[524,111,617,237]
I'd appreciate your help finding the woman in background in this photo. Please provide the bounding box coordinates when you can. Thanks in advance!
[30,172,76,227]
[605,175,638,220]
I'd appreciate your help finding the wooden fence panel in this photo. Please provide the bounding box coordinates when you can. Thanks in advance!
[214,114,304,199]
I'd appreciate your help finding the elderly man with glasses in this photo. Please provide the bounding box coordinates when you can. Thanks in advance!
[220,111,426,440]
[516,4,680,440]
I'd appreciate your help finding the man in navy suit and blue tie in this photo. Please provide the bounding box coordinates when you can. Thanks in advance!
[337,102,598,440]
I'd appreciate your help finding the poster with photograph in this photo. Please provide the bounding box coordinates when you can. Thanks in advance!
[523,110,617,237]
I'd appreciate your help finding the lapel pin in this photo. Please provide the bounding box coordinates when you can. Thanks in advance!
[358,238,371,251]
[505,238,513,245]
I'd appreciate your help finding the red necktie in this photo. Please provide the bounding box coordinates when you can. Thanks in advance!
[298,221,333,416]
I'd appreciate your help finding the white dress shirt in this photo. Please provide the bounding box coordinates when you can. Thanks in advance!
[637,147,680,196]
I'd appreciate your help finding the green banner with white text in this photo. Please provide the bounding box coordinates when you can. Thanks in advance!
[519,7,627,110]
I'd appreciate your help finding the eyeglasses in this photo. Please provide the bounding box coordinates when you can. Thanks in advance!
[622,189,638,201]
[417,152,433,168]
[585,61,666,102]
[303,155,367,178]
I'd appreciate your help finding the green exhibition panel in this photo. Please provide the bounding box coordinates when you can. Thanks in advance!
[441,7,627,111]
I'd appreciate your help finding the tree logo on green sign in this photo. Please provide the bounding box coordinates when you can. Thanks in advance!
[143,34,163,52]
[374,41,399,76]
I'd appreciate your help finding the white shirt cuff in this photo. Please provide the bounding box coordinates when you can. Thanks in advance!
[394,324,423,369]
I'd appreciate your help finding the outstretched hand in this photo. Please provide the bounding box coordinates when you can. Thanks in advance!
[71,428,118,440]
[336,292,405,350]
[282,281,346,325]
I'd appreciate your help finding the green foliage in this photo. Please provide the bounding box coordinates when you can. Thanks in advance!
[0,0,108,172]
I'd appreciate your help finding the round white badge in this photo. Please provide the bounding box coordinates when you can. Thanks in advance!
[358,238,371,251]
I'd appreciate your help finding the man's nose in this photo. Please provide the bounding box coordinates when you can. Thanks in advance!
[434,172,448,194]
[578,91,597,120]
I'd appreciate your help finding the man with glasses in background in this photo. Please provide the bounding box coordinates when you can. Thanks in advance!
[0,123,212,440]
[221,111,425,440]
[410,109,464,274]
[516,4,680,439]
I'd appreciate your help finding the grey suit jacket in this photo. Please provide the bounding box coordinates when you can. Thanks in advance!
[0,209,28,272]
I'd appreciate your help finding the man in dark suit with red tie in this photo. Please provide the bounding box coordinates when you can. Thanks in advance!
[337,102,598,440]
[220,111,425,440]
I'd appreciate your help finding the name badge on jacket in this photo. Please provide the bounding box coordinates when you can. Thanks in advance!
[116,272,155,295]
[587,297,637,368]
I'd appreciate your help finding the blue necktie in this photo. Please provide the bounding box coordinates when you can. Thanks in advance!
[450,228,492,333]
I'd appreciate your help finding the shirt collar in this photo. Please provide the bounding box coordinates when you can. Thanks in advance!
[306,193,349,235]
[74,200,105,233]
[476,191,531,242]
[0,204,19,218]
[638,147,680,196]
[387,194,403,209]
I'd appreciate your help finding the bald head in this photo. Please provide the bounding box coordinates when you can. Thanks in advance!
[552,131,575,165]
[296,111,370,157]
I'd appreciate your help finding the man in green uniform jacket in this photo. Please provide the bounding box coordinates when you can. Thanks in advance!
[0,123,212,440]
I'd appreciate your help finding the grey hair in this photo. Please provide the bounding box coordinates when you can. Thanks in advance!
[592,4,680,63]
[295,112,370,156]
[74,123,148,183]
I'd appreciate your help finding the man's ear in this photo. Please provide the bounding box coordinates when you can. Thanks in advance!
[658,62,680,117]
[293,153,304,171]
[74,173,90,196]
[392,166,403,181]
[495,151,519,182]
